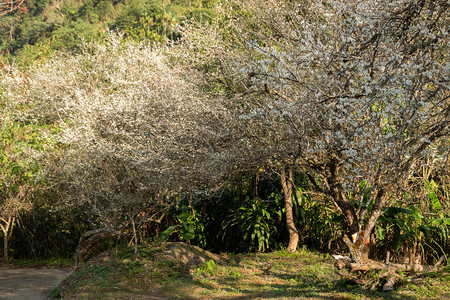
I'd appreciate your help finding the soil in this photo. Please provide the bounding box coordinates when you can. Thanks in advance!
[0,267,72,300]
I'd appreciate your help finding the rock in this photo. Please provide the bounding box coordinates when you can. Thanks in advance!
[331,254,351,261]
[74,228,118,265]
[383,276,396,291]
[157,242,222,265]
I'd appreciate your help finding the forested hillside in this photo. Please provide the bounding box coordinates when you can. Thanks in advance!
[0,0,216,65]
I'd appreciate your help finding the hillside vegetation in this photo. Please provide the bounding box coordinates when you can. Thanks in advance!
[0,0,217,65]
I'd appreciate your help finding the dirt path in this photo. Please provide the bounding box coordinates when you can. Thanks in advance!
[0,268,71,300]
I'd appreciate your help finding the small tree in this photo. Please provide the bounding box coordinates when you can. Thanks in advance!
[0,117,37,260]
[279,165,299,252]
[0,188,30,260]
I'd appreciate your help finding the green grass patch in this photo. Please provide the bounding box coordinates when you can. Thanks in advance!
[55,243,450,299]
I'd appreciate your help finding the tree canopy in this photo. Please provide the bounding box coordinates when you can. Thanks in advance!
[0,0,448,265]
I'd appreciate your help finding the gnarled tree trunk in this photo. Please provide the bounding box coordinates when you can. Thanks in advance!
[325,161,390,263]
[341,189,388,263]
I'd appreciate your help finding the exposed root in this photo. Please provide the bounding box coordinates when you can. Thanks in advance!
[332,255,446,291]
[382,271,396,291]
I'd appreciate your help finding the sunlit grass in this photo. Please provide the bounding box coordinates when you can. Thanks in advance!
[55,244,450,299]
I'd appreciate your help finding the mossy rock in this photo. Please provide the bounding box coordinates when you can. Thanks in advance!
[158,242,222,265]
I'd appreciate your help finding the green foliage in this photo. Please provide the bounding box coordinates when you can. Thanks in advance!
[0,0,216,64]
[376,178,450,263]
[49,286,61,298]
[109,0,166,41]
[221,197,280,252]
[0,95,86,259]
[292,179,345,253]
[13,16,50,48]
[25,0,51,14]
[50,20,99,50]
[12,39,53,66]
[160,200,206,247]
[195,259,216,275]
[184,7,215,24]
[124,260,142,276]
[160,225,177,242]
[177,204,199,242]
[95,0,116,21]
[0,119,43,195]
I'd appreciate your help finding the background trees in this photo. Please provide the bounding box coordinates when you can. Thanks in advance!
[0,0,218,66]
[0,100,42,259]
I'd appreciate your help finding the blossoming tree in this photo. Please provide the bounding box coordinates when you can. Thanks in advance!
[183,0,449,262]
[1,33,237,230]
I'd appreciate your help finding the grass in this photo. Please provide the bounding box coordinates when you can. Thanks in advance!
[0,257,73,268]
[54,244,450,299]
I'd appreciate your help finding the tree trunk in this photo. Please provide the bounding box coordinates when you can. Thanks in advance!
[131,216,138,258]
[325,161,391,263]
[0,216,14,261]
[281,166,299,253]
[3,232,8,261]
[342,190,388,263]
